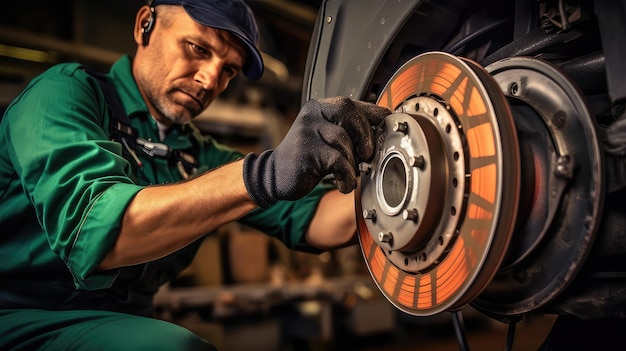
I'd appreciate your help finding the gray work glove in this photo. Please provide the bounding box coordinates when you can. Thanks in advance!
[243,96,390,208]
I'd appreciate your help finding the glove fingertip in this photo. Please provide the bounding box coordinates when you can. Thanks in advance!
[369,106,392,124]
[335,176,357,194]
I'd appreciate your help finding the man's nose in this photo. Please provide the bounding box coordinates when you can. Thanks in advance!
[193,62,220,90]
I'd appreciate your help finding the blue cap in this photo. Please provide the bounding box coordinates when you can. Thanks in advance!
[151,0,264,80]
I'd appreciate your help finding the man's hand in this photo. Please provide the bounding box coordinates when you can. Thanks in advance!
[243,97,390,208]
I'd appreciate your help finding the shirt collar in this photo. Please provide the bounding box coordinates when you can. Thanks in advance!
[107,55,148,119]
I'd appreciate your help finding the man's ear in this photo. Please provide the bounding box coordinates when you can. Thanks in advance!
[134,5,155,46]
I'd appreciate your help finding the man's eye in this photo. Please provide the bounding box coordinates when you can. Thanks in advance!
[190,44,208,55]
[223,66,235,78]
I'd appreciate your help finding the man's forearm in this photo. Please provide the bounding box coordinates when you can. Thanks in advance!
[306,189,357,250]
[99,159,257,270]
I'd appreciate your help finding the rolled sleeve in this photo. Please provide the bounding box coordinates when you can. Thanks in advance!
[4,64,143,290]
[68,182,142,290]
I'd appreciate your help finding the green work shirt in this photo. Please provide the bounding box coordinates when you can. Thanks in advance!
[0,55,332,316]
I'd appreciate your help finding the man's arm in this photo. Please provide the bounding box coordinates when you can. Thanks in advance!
[99,159,256,270]
[100,97,388,270]
[99,163,360,270]
[306,189,357,250]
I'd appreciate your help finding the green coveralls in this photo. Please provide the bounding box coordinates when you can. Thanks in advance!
[0,55,331,350]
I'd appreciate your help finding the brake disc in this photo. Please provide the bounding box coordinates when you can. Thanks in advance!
[356,51,521,316]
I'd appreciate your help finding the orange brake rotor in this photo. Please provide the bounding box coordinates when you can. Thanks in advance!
[356,51,521,316]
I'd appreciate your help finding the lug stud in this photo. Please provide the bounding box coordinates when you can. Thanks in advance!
[363,209,376,220]
[409,155,425,169]
[402,208,418,222]
[359,162,372,174]
[378,232,393,243]
[393,121,408,133]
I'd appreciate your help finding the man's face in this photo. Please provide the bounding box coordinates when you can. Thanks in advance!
[133,5,247,126]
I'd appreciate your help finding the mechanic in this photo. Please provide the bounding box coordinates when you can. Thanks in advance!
[0,0,390,349]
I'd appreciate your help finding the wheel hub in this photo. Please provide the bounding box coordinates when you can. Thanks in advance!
[360,98,465,271]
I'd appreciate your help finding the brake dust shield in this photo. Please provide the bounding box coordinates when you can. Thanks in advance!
[356,51,521,316]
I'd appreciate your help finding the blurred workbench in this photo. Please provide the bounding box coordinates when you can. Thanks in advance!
[154,274,397,351]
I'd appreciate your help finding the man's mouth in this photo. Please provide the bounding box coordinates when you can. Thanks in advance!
[177,89,204,109]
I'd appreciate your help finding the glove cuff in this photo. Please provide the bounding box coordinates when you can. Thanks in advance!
[242,151,276,208]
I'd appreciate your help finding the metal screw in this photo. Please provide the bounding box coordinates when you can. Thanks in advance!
[363,209,376,221]
[551,110,566,128]
[359,162,372,174]
[378,232,393,243]
[409,155,425,169]
[326,16,333,24]
[393,121,408,133]
[554,155,572,179]
[402,208,418,222]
